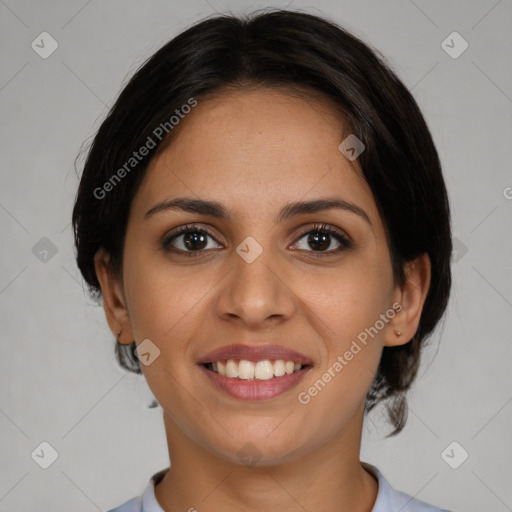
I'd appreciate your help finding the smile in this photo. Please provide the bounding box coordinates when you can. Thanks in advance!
[204,359,306,380]
[197,344,313,400]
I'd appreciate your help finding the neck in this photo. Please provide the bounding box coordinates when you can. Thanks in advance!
[154,408,378,512]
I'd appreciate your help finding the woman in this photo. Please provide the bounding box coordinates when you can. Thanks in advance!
[72,9,452,512]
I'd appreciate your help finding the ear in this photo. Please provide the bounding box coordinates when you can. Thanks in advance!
[94,247,134,345]
[384,253,431,347]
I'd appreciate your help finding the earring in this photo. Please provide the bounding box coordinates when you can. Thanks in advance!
[117,330,121,342]
[394,329,401,336]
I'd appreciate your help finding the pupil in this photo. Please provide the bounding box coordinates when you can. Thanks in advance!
[309,232,329,251]
[182,231,331,251]
[184,232,207,250]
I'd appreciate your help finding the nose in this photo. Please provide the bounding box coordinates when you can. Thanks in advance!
[214,242,297,329]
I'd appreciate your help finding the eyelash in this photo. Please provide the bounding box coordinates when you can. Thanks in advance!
[162,223,352,258]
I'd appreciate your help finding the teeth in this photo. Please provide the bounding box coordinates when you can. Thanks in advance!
[273,359,285,377]
[255,360,273,380]
[238,360,255,380]
[225,360,239,378]
[209,359,304,379]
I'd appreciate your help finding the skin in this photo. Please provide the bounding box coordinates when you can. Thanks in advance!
[95,87,431,512]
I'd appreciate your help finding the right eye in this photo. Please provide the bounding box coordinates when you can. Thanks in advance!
[162,224,223,256]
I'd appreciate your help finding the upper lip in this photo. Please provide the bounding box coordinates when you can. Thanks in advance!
[197,344,313,365]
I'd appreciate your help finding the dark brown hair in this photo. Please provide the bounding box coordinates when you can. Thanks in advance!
[72,8,452,436]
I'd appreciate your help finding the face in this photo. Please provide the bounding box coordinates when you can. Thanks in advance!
[96,87,428,466]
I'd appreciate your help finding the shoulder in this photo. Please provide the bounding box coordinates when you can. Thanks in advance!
[106,467,168,512]
[106,495,141,512]
[363,462,452,512]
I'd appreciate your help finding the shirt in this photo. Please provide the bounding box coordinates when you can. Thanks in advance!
[107,462,452,512]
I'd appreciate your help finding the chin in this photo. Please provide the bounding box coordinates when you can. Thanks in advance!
[205,432,310,468]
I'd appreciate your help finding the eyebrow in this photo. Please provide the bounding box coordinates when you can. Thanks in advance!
[144,196,372,226]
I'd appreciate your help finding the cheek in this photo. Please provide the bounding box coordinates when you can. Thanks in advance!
[309,264,393,342]
[297,273,389,414]
[124,253,211,342]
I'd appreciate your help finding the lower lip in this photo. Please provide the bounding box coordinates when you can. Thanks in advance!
[198,365,311,401]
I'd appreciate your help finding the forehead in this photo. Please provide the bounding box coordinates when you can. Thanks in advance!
[130,88,381,229]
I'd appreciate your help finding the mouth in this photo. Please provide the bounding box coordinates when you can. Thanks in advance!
[197,344,313,400]
[202,359,309,380]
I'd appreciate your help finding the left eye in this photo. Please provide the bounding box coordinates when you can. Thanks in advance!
[292,224,351,253]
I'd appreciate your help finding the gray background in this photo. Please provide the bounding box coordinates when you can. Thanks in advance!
[1,0,511,510]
